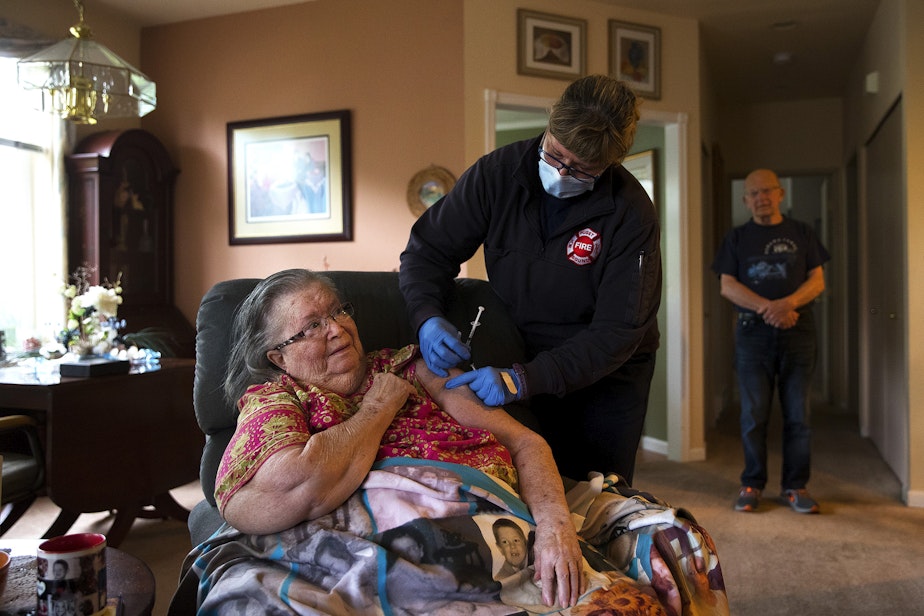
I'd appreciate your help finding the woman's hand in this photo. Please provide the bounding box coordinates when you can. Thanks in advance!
[532,512,585,607]
[224,372,415,534]
[415,360,584,607]
[363,372,416,416]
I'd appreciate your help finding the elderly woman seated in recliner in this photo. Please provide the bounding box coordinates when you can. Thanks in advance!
[177,268,728,615]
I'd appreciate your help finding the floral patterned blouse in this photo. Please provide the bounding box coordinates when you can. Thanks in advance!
[215,345,517,513]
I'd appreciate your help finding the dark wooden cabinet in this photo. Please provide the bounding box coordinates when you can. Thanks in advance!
[65,130,195,357]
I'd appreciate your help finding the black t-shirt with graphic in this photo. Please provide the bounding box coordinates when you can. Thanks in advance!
[711,216,830,308]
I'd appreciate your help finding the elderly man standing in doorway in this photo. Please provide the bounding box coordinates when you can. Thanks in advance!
[711,168,830,514]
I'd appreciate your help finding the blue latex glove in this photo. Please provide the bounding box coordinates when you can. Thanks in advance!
[446,367,521,407]
[418,316,471,377]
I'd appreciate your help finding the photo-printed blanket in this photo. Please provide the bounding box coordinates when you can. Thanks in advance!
[178,459,728,615]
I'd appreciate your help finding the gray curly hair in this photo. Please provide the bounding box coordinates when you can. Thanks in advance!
[223,268,341,405]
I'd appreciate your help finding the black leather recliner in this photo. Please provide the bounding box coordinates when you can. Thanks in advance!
[186,270,534,546]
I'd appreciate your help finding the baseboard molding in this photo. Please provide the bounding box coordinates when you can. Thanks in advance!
[641,437,707,461]
[641,435,668,456]
[906,489,924,508]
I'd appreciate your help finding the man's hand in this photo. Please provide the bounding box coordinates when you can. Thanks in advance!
[758,298,799,329]
[418,316,471,376]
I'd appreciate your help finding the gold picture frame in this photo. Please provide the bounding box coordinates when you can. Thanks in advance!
[517,9,587,81]
[227,110,352,244]
[406,165,456,217]
[609,20,661,100]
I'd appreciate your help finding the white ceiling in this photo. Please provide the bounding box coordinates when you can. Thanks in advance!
[93,0,312,27]
[92,0,881,105]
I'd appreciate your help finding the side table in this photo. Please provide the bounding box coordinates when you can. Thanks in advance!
[0,540,154,616]
[0,358,199,547]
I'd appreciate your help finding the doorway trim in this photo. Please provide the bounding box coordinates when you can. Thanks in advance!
[484,89,704,462]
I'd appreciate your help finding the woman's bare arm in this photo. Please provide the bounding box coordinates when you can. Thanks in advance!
[417,360,585,608]
[222,373,414,534]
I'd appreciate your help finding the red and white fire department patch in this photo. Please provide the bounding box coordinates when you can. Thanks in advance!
[566,227,602,266]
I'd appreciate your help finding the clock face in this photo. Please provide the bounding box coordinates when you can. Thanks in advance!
[407,166,456,217]
[111,154,160,299]
[418,180,446,208]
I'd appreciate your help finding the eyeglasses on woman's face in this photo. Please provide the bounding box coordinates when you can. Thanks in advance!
[538,148,601,183]
[272,302,355,351]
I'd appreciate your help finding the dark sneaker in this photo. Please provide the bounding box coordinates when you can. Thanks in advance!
[783,489,820,514]
[734,486,761,512]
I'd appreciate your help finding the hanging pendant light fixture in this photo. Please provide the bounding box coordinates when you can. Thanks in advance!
[16,0,156,124]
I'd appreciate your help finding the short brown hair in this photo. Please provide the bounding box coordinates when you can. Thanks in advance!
[547,75,640,167]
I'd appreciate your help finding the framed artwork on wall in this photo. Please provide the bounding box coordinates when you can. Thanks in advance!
[623,149,657,206]
[609,20,661,100]
[517,9,586,80]
[227,110,353,244]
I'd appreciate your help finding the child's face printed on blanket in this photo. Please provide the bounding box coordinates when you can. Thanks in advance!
[390,535,425,563]
[267,283,365,395]
[495,525,527,568]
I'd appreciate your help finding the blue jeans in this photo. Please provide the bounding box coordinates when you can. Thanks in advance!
[735,310,816,492]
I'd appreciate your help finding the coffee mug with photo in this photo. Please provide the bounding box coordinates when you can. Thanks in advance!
[36,533,107,616]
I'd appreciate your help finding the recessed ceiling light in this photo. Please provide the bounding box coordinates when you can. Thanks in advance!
[774,51,793,65]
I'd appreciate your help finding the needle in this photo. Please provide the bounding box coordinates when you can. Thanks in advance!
[464,306,485,346]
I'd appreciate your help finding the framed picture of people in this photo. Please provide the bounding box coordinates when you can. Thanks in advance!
[227,110,353,244]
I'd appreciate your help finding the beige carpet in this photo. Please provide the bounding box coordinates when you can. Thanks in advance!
[5,408,924,615]
[634,408,924,615]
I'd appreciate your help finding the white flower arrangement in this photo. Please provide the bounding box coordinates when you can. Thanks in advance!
[61,265,123,357]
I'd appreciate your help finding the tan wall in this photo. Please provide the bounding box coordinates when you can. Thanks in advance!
[138,0,465,324]
[0,0,141,66]
[716,98,844,178]
[463,0,702,195]
[904,0,924,503]
[844,0,904,154]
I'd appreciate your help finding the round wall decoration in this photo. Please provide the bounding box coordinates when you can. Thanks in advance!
[406,165,456,217]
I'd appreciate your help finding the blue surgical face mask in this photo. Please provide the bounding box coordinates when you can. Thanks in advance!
[538,155,595,199]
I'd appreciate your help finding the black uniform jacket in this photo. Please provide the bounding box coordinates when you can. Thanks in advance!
[400,136,661,398]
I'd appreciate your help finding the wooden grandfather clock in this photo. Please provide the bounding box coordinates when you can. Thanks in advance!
[65,129,196,357]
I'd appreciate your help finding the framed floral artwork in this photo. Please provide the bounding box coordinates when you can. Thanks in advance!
[517,9,586,81]
[609,20,661,100]
[227,110,353,244]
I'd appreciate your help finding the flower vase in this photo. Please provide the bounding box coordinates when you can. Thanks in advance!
[72,339,97,360]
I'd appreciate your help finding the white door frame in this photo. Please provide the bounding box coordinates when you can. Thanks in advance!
[485,89,703,462]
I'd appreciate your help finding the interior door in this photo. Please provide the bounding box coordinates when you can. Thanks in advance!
[864,99,908,486]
